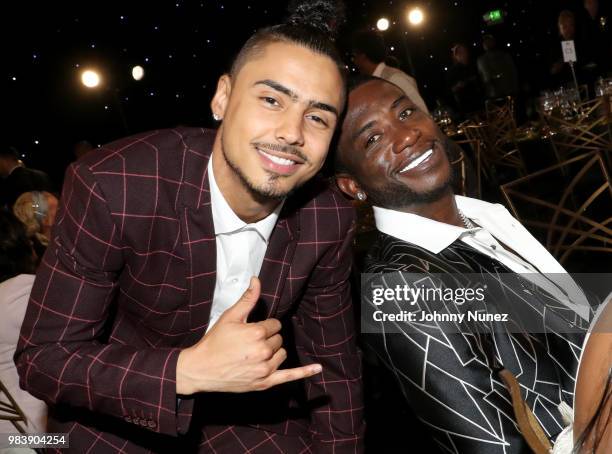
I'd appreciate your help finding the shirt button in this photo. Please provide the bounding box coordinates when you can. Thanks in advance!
[231,278,238,284]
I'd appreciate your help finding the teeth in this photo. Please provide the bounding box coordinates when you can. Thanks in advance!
[258,149,296,166]
[400,149,433,173]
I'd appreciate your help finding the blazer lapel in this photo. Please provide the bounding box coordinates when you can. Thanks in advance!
[252,204,299,322]
[475,205,566,273]
[178,150,216,342]
[475,206,590,320]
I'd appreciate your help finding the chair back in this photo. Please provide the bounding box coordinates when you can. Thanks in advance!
[0,378,27,433]
[455,123,484,198]
[542,96,612,162]
[485,96,518,148]
[474,99,527,175]
[501,151,612,268]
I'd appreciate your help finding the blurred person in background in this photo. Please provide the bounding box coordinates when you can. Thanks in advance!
[477,34,519,99]
[72,140,95,161]
[579,0,612,76]
[12,191,59,259]
[446,43,484,117]
[0,211,47,435]
[549,10,599,89]
[0,146,54,210]
[351,28,429,113]
[384,55,401,69]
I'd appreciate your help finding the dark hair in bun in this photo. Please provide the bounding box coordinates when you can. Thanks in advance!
[286,0,345,35]
[230,0,346,85]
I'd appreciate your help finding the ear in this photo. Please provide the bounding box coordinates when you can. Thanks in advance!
[211,74,232,120]
[335,174,363,200]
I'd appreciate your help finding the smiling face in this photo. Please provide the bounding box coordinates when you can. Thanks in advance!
[336,79,453,210]
[211,41,344,205]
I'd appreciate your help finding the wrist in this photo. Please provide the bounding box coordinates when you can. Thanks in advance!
[176,348,196,395]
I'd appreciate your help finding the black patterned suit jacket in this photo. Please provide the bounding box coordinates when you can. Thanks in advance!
[362,232,591,454]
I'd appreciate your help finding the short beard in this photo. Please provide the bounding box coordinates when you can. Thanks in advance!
[357,139,455,210]
[220,136,294,202]
[359,175,453,210]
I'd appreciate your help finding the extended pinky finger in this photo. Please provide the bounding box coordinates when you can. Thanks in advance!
[263,364,323,388]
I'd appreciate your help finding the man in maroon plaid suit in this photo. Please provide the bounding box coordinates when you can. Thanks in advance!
[14,7,364,453]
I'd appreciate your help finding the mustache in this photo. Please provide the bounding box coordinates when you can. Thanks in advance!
[252,142,308,163]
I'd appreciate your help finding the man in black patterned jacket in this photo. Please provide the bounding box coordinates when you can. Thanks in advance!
[334,76,594,454]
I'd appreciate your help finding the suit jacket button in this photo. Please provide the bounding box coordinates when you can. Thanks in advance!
[148,420,157,428]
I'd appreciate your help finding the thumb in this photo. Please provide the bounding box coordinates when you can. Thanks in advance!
[221,277,261,323]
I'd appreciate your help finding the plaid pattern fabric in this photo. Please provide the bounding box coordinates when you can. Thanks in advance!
[15,128,364,453]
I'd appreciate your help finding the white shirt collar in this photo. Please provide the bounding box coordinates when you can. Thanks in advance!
[372,62,386,77]
[208,154,282,243]
[373,195,591,321]
[373,195,488,254]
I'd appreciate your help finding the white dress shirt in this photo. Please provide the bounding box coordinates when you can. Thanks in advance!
[372,62,429,114]
[206,155,283,331]
[373,195,590,320]
[0,274,47,433]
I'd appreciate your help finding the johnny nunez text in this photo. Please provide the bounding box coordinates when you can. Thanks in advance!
[371,311,509,323]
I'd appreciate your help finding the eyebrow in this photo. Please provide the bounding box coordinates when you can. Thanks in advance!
[255,79,297,100]
[351,94,411,142]
[391,95,407,109]
[309,101,339,117]
[254,79,339,117]
[352,120,376,142]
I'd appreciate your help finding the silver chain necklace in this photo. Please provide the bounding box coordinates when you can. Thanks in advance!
[458,210,475,229]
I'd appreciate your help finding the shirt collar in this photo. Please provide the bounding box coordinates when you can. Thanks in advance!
[372,62,386,77]
[373,195,492,254]
[208,154,283,242]
[7,163,21,176]
[373,196,592,321]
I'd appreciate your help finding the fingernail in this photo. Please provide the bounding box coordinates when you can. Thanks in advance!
[312,365,322,374]
[249,277,255,290]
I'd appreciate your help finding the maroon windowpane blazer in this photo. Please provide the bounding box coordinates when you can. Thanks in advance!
[15,128,364,453]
